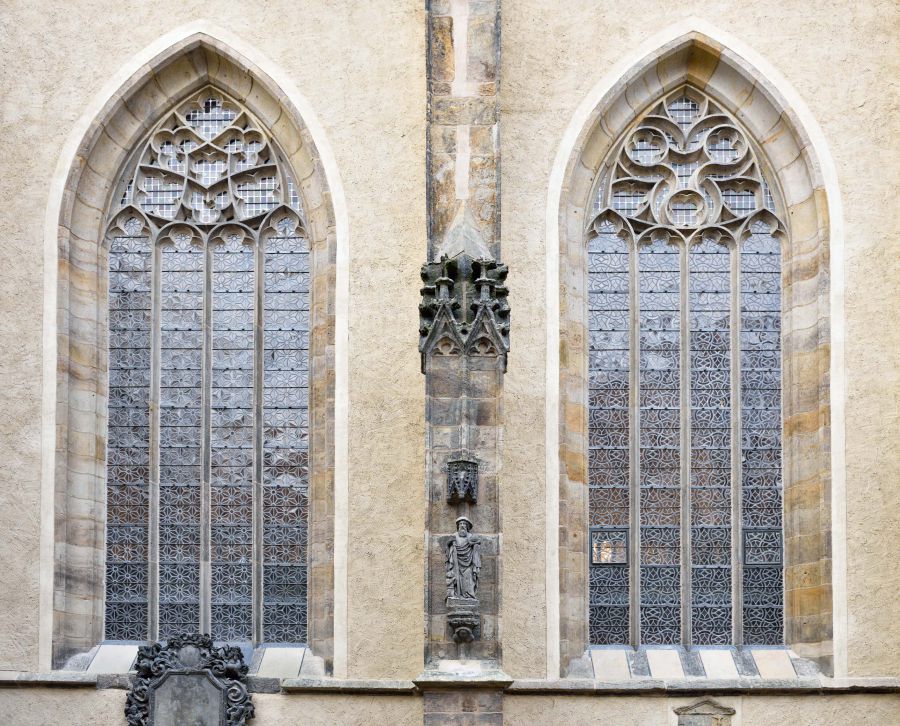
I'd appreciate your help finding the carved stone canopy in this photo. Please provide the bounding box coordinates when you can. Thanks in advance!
[419,253,510,372]
[447,457,479,503]
[125,634,254,726]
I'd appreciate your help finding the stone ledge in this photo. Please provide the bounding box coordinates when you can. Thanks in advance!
[507,677,900,695]
[281,678,418,694]
[0,672,99,688]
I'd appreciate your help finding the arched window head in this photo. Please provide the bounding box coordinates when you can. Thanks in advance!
[116,88,305,225]
[105,87,310,645]
[588,86,785,647]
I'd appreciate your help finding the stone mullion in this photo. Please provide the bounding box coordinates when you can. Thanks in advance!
[252,234,265,645]
[199,236,213,635]
[148,239,162,641]
[628,237,641,648]
[679,241,692,647]
[731,240,744,646]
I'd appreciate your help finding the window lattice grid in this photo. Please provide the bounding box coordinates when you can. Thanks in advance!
[587,222,631,645]
[210,233,256,642]
[638,239,682,646]
[157,233,204,640]
[689,237,733,645]
[262,226,310,644]
[587,86,785,648]
[740,224,783,645]
[106,226,152,641]
[104,89,312,646]
[104,215,311,645]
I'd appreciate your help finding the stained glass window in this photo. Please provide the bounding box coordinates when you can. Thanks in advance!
[588,87,784,646]
[104,88,309,645]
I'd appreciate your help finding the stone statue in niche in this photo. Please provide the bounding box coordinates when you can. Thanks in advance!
[447,458,478,504]
[446,516,482,642]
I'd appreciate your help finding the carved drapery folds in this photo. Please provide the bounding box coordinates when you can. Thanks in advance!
[125,634,254,726]
[419,254,510,372]
[445,516,483,643]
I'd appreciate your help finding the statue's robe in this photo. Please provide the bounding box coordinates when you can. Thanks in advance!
[447,532,481,599]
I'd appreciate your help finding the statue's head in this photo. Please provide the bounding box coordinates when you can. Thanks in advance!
[455,516,473,534]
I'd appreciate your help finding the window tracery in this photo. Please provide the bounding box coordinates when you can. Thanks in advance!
[105,87,309,644]
[588,87,784,646]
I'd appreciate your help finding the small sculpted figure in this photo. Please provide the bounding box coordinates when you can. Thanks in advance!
[446,516,481,600]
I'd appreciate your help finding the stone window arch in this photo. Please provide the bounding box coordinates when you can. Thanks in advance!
[52,36,336,669]
[556,33,834,673]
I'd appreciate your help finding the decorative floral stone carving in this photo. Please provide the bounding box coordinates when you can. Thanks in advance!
[419,254,510,372]
[125,634,254,726]
[447,457,479,504]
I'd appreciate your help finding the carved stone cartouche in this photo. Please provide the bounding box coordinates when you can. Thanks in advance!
[125,634,254,726]
[447,457,478,504]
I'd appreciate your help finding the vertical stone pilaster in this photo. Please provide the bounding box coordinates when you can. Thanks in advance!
[421,1,508,704]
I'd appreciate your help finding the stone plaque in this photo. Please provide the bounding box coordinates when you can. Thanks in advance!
[125,634,254,726]
[152,672,224,726]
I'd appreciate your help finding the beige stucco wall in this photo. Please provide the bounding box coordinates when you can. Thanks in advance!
[0,689,422,725]
[505,694,900,725]
[0,1,426,677]
[0,0,897,707]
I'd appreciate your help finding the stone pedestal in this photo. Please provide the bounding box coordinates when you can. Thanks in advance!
[415,662,512,726]
[447,597,481,643]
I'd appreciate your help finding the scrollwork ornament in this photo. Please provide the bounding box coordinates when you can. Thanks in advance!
[125,634,254,726]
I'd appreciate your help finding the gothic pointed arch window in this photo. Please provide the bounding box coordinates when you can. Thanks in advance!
[105,87,311,644]
[587,86,785,647]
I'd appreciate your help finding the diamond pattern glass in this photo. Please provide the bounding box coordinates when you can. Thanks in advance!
[106,217,151,640]
[587,220,630,645]
[638,236,681,645]
[689,234,732,645]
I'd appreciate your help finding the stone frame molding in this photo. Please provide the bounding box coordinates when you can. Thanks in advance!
[553,32,836,675]
[49,34,337,670]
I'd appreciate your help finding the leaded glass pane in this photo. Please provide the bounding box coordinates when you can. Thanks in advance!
[210,230,255,642]
[106,216,151,640]
[587,220,630,645]
[638,236,681,645]
[741,221,783,645]
[262,213,309,644]
[689,235,732,645]
[587,85,785,647]
[105,87,311,645]
[158,229,203,640]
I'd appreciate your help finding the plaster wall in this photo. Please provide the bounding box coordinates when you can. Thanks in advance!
[0,0,897,693]
[0,689,423,726]
[504,694,900,726]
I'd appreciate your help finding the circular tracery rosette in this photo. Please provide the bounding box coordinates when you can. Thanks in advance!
[116,87,300,231]
[592,86,784,240]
